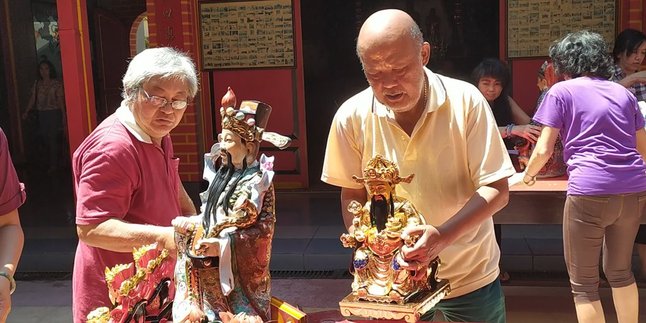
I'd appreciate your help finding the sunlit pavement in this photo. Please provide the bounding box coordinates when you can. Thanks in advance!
[7,278,646,323]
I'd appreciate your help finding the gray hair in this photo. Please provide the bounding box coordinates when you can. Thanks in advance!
[409,24,423,45]
[122,47,199,103]
[549,30,614,79]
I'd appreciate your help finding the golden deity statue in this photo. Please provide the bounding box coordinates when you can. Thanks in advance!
[339,155,450,322]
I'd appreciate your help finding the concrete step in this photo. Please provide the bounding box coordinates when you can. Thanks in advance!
[18,225,641,274]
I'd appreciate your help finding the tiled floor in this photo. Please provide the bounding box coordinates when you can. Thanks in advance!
[11,166,646,322]
[7,279,646,323]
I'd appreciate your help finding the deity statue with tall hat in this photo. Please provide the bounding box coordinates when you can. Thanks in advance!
[172,87,290,323]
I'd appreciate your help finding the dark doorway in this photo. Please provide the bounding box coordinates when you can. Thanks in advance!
[0,0,147,229]
[301,0,500,188]
[2,0,76,228]
[87,0,146,122]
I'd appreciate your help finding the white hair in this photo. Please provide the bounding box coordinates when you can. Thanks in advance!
[121,47,199,103]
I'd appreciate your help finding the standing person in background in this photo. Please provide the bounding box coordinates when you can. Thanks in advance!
[0,128,25,323]
[323,9,515,322]
[472,58,542,148]
[611,28,646,281]
[612,28,646,101]
[536,60,558,107]
[72,47,198,322]
[518,61,566,178]
[22,59,66,174]
[471,58,542,283]
[524,30,646,323]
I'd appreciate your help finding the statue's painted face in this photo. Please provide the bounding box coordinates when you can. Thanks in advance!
[365,180,394,197]
[218,129,249,169]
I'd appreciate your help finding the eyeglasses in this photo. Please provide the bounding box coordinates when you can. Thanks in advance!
[141,90,189,110]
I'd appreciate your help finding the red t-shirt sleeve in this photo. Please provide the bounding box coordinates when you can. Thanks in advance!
[75,145,139,225]
[0,128,25,215]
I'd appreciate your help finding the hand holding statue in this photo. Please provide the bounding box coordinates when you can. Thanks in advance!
[399,225,446,280]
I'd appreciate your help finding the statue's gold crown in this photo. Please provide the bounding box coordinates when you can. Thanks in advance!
[353,155,414,185]
[220,101,264,142]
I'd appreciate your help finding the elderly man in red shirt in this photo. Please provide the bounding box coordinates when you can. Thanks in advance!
[71,47,198,322]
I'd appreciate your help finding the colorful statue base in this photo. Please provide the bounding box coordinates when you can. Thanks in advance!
[339,281,450,323]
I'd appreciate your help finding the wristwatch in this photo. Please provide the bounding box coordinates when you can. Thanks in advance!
[0,271,16,295]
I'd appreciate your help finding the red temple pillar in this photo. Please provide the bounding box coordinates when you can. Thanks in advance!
[57,0,97,154]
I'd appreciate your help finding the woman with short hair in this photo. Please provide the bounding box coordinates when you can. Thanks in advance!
[523,30,646,323]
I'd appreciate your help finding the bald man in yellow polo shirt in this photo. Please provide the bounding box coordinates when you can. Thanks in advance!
[322,9,515,323]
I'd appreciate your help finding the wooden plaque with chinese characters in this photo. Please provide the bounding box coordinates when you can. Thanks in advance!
[199,0,295,69]
[506,0,617,58]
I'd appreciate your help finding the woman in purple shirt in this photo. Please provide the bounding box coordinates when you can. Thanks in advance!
[523,30,646,323]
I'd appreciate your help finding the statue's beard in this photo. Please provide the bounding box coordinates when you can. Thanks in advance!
[202,150,248,235]
[370,194,392,232]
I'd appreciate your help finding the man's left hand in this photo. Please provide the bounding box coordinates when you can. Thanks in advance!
[398,225,447,277]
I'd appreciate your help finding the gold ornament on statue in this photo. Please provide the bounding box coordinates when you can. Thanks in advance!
[352,154,414,185]
[339,155,450,323]
[219,87,291,149]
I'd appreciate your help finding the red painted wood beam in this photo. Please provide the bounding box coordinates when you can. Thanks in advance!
[57,0,97,154]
